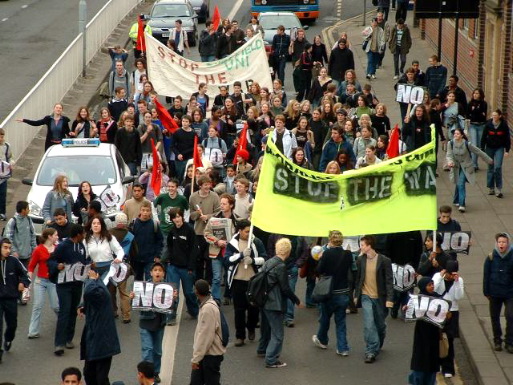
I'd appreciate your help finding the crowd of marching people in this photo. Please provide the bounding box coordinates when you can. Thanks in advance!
[0,4,512,385]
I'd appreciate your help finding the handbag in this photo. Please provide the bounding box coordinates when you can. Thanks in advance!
[439,332,449,358]
[362,39,369,51]
[311,275,333,303]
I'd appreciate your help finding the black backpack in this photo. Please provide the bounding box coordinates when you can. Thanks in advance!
[246,264,277,308]
[214,299,230,347]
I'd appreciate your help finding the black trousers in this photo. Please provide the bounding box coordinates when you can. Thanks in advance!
[55,283,82,347]
[0,298,17,350]
[196,235,212,282]
[489,297,513,345]
[84,356,113,385]
[190,355,223,385]
[231,279,259,339]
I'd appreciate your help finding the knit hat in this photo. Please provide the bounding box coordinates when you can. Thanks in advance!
[115,212,128,226]
[236,149,250,161]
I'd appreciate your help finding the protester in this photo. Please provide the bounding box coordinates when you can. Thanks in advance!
[0,128,13,221]
[5,200,37,271]
[362,18,386,80]
[467,88,488,170]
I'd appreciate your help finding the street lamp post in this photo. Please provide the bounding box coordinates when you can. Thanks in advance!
[79,0,87,77]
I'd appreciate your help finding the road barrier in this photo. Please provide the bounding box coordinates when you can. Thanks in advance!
[0,0,142,160]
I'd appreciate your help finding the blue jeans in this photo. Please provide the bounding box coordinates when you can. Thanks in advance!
[166,265,199,320]
[361,295,387,356]
[285,265,299,322]
[274,56,287,86]
[316,294,350,352]
[259,309,285,365]
[486,147,505,190]
[201,55,216,62]
[469,123,485,168]
[366,51,380,76]
[175,160,188,183]
[127,162,138,176]
[453,167,467,207]
[408,371,437,385]
[55,283,83,347]
[140,327,164,374]
[0,180,7,214]
[28,278,59,336]
[211,258,223,301]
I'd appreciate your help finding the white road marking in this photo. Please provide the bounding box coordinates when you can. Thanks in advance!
[1,18,8,22]
[227,0,244,21]
[21,4,29,9]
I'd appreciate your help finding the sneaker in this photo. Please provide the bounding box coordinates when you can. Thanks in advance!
[54,346,65,356]
[235,339,245,347]
[65,342,75,349]
[122,319,131,324]
[494,342,503,351]
[312,335,327,349]
[496,191,503,198]
[366,74,371,79]
[453,203,459,207]
[284,320,295,328]
[364,354,376,363]
[336,350,349,356]
[167,319,177,326]
[28,334,40,339]
[154,374,161,383]
[266,360,287,368]
[3,341,11,352]
[393,75,399,79]
[458,206,466,213]
[0,214,6,221]
[371,74,377,79]
[444,373,453,378]
[257,352,266,357]
[489,188,495,195]
[248,330,256,341]
[506,345,513,354]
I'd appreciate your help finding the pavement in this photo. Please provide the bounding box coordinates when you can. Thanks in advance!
[323,8,513,385]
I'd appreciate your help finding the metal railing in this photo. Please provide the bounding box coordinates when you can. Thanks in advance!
[0,0,142,161]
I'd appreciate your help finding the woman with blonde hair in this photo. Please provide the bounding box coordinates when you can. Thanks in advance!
[42,175,74,225]
[284,99,301,129]
[325,160,341,174]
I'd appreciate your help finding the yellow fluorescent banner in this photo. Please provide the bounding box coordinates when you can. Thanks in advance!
[252,133,437,237]
[145,33,273,97]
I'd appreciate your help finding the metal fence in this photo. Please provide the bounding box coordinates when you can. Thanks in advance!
[0,0,142,161]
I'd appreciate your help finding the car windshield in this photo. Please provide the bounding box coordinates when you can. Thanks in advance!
[36,156,117,187]
[259,15,301,30]
[151,4,192,17]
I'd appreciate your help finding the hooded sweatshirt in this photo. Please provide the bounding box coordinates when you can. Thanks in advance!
[483,234,513,298]
[0,255,31,298]
[5,213,36,259]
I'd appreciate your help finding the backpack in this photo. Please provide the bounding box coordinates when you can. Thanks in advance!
[246,264,277,308]
[213,299,230,347]
[203,138,225,167]
[450,139,471,156]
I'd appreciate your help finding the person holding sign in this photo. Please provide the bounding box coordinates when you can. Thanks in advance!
[483,233,513,353]
[50,224,90,356]
[0,128,13,221]
[402,105,431,152]
[433,261,464,378]
[394,67,422,121]
[417,232,452,279]
[354,235,394,364]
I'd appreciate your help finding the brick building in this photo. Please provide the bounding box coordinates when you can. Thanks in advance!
[419,0,512,126]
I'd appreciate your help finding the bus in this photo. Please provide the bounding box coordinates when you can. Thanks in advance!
[251,0,320,22]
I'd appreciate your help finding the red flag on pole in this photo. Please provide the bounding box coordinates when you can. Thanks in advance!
[193,135,203,168]
[386,124,400,159]
[233,123,248,164]
[136,15,146,52]
[150,139,162,197]
[154,98,179,134]
[212,5,221,31]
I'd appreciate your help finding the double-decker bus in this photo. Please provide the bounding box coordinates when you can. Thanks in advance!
[251,0,320,22]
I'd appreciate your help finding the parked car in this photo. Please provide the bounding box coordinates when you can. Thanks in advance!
[147,0,199,46]
[22,138,134,234]
[258,12,308,55]
[189,0,210,23]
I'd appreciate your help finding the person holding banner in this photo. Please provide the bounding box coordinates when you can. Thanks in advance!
[402,105,431,152]
[446,127,493,213]
[433,260,464,378]
[51,224,89,356]
[354,235,394,364]
[417,232,452,279]
[199,21,218,62]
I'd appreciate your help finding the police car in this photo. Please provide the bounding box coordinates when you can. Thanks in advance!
[22,138,135,233]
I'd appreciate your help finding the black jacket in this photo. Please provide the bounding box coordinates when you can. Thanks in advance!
[316,247,353,293]
[481,119,511,152]
[402,117,431,151]
[114,128,143,164]
[0,256,30,299]
[385,231,423,268]
[199,29,217,57]
[262,256,300,312]
[328,47,355,81]
[22,115,71,150]
[80,278,121,361]
[354,254,394,307]
[163,222,197,270]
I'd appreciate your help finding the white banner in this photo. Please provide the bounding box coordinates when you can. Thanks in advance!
[146,33,273,97]
[404,294,452,328]
[132,281,175,314]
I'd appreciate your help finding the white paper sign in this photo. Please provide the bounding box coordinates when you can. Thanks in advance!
[57,263,91,284]
[102,262,129,286]
[132,281,175,314]
[392,263,416,292]
[441,231,471,254]
[404,294,452,328]
[396,84,425,104]
[146,33,273,97]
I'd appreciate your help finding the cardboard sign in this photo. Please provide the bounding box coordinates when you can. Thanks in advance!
[392,263,416,292]
[99,186,120,211]
[396,84,425,104]
[405,294,452,328]
[57,263,91,284]
[132,281,175,314]
[441,231,471,254]
[102,262,130,286]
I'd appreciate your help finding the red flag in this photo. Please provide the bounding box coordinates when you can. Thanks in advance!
[150,139,162,197]
[386,124,400,159]
[233,123,248,164]
[193,135,203,168]
[154,98,179,134]
[136,15,146,52]
[212,5,221,31]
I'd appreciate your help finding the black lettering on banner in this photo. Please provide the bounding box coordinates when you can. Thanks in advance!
[392,263,416,292]
[57,263,91,284]
[273,164,339,203]
[404,294,452,328]
[441,231,471,254]
[132,281,175,314]
[403,163,436,196]
[346,173,393,205]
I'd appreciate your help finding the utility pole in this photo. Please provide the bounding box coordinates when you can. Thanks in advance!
[79,0,87,77]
